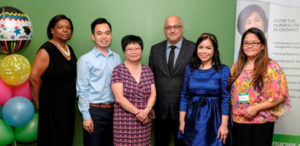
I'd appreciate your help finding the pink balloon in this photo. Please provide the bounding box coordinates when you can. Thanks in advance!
[0,78,12,106]
[12,80,32,101]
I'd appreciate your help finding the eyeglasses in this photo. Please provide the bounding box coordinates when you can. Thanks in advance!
[243,42,261,47]
[164,25,183,30]
[126,47,141,52]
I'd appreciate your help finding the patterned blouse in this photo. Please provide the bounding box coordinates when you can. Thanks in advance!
[231,60,291,123]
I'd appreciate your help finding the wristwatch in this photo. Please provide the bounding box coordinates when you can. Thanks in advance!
[146,107,152,111]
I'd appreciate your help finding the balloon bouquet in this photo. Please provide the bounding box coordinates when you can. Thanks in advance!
[0,6,38,145]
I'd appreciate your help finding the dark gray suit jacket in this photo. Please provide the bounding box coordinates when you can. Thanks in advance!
[149,38,195,120]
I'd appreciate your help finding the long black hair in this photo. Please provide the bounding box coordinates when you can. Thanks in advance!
[229,27,269,91]
[190,33,221,71]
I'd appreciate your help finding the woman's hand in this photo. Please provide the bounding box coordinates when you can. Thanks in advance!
[29,49,49,111]
[34,100,39,110]
[179,121,185,134]
[142,117,149,125]
[244,105,259,119]
[217,124,228,144]
[136,109,150,122]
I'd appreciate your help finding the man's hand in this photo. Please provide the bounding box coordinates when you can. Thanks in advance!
[83,119,94,133]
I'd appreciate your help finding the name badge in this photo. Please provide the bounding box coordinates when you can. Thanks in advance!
[238,93,249,103]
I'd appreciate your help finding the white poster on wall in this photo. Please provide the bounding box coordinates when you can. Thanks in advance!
[234,0,300,145]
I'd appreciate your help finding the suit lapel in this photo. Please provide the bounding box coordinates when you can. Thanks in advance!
[160,41,170,75]
[173,38,188,75]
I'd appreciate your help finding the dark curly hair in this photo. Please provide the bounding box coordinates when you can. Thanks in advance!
[47,14,73,39]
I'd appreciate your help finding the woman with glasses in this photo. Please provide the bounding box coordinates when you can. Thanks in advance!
[111,35,156,145]
[229,27,290,146]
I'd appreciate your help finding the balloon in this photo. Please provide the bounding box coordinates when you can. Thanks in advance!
[0,78,12,106]
[0,54,31,85]
[3,96,34,127]
[0,119,14,145]
[12,80,32,101]
[0,40,30,54]
[0,106,3,118]
[0,54,6,63]
[15,113,38,143]
[0,6,33,54]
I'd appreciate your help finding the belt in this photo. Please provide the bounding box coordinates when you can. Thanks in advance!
[89,103,114,108]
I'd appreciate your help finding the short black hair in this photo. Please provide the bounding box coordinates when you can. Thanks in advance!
[237,4,268,34]
[121,35,143,52]
[47,14,73,39]
[91,18,112,34]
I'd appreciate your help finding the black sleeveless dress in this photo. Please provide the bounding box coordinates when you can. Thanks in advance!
[37,42,77,146]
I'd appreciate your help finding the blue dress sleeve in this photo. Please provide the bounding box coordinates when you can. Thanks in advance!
[180,65,191,111]
[220,65,231,115]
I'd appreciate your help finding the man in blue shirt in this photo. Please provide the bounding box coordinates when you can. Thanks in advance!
[76,18,122,146]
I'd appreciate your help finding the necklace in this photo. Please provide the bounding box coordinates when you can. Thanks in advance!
[54,40,70,56]
[124,62,141,82]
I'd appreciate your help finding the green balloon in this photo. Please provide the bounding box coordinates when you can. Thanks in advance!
[0,55,6,63]
[15,113,38,143]
[0,119,14,145]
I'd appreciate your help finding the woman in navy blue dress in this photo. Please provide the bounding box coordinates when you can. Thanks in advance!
[178,33,231,146]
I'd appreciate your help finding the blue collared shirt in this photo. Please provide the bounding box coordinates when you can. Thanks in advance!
[166,39,183,66]
[76,47,122,120]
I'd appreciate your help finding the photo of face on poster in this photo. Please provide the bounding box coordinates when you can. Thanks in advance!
[237,4,268,34]
[234,1,269,61]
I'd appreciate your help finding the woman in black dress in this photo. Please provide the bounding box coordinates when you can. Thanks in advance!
[30,15,77,146]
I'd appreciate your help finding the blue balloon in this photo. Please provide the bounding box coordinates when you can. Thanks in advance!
[0,106,3,118]
[2,96,34,127]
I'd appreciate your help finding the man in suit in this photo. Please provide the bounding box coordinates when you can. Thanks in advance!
[149,15,195,146]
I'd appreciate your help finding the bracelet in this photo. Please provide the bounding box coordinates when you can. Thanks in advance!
[146,107,152,111]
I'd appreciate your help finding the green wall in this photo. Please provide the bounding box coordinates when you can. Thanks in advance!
[1,0,236,145]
